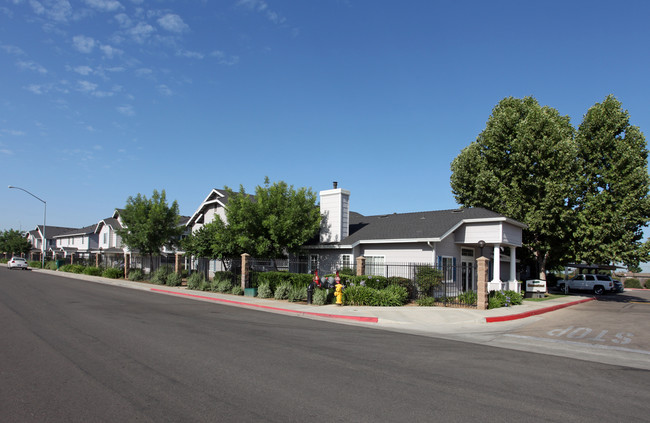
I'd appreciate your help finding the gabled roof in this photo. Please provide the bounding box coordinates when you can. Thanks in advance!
[187,188,230,228]
[34,225,79,239]
[53,224,98,239]
[315,207,525,247]
[95,217,122,233]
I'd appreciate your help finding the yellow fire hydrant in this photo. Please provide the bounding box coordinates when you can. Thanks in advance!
[334,282,343,305]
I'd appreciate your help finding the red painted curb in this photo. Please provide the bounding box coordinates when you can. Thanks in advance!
[485,297,595,323]
[150,288,379,323]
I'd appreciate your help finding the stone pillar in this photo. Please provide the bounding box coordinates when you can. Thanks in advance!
[95,253,99,267]
[70,253,74,265]
[509,247,518,292]
[124,253,130,279]
[477,256,489,310]
[356,256,366,276]
[241,253,250,290]
[175,253,181,274]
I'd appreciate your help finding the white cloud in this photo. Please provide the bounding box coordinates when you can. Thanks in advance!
[210,50,239,66]
[25,84,45,94]
[177,49,203,59]
[0,44,25,55]
[77,80,113,97]
[83,0,123,12]
[30,0,73,23]
[0,149,13,155]
[1,129,26,136]
[117,104,134,116]
[129,22,155,43]
[73,65,93,75]
[72,35,95,53]
[16,60,48,74]
[114,12,132,28]
[157,13,188,33]
[157,84,172,96]
[100,44,122,58]
[135,67,152,77]
[236,0,286,24]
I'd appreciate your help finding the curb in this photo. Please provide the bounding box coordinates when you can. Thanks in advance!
[150,288,379,323]
[485,297,595,323]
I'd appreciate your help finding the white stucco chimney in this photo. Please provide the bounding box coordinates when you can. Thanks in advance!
[320,182,350,243]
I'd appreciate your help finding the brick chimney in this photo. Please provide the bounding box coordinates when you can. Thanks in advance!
[319,183,350,243]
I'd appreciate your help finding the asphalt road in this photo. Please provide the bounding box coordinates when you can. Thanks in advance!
[1,268,649,422]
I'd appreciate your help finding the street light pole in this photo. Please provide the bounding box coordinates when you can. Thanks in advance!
[8,185,47,269]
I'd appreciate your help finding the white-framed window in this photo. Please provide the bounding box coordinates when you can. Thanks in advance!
[309,254,319,273]
[461,248,474,258]
[366,256,386,277]
[103,233,108,245]
[340,254,352,270]
[438,256,456,283]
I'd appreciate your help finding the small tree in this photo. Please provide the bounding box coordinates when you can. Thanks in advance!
[415,266,442,297]
[0,229,32,256]
[117,190,183,272]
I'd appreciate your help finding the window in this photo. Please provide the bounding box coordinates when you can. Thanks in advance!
[366,256,386,277]
[103,233,108,245]
[438,256,456,283]
[340,254,352,270]
[309,254,319,273]
[461,248,474,258]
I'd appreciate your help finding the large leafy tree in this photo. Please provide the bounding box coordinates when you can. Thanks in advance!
[191,178,321,259]
[450,96,577,279]
[0,229,32,256]
[573,95,650,267]
[117,190,183,268]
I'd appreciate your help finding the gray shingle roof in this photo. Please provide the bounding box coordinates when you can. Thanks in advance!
[54,224,98,238]
[335,207,511,245]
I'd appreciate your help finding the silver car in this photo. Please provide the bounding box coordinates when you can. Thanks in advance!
[8,257,28,270]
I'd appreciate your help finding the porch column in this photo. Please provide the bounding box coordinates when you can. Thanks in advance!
[488,244,502,292]
[476,256,489,310]
[175,253,181,274]
[356,256,366,276]
[509,247,518,292]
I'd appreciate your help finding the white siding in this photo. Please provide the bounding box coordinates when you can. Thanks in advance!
[361,243,433,264]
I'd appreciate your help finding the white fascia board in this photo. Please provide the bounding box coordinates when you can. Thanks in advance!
[305,237,442,250]
[187,193,227,227]
[439,217,526,245]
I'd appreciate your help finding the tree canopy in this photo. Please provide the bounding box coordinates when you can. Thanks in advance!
[451,95,650,277]
[117,190,183,259]
[0,229,32,256]
[183,178,321,260]
[450,96,577,278]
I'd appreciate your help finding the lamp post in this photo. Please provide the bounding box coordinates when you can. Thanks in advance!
[8,185,46,269]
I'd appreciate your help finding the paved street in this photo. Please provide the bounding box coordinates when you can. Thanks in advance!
[1,268,649,422]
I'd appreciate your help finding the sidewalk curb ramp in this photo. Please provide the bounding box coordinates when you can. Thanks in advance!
[485,297,595,323]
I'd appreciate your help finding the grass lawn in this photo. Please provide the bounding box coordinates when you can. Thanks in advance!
[523,294,566,302]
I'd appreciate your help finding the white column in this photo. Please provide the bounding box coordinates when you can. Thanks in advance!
[488,244,502,291]
[509,246,518,292]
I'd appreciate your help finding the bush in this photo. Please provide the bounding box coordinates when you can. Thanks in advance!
[231,285,244,296]
[503,290,523,305]
[343,285,376,306]
[416,296,437,306]
[46,261,57,270]
[102,268,122,279]
[488,290,521,309]
[645,280,650,289]
[0,258,7,264]
[150,267,171,285]
[290,273,313,288]
[199,280,212,291]
[257,282,273,298]
[166,272,183,287]
[625,278,642,289]
[128,269,145,281]
[83,266,103,276]
[186,272,205,290]
[415,266,442,296]
[215,279,233,293]
[387,276,415,298]
[458,290,477,305]
[375,284,409,306]
[287,286,307,302]
[28,260,42,268]
[274,282,292,300]
[313,288,331,305]
[70,264,86,274]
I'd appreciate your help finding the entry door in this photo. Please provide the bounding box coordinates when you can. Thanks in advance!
[461,260,474,291]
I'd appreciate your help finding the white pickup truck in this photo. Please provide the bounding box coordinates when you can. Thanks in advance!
[557,274,616,295]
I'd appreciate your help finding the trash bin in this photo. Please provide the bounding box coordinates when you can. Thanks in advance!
[56,259,65,269]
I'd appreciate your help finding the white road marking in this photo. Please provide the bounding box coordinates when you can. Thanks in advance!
[503,334,650,355]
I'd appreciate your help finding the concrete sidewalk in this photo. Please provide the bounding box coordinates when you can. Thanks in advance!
[33,268,594,336]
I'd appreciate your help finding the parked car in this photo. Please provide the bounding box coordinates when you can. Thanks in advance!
[557,274,616,295]
[613,279,624,293]
[8,257,28,270]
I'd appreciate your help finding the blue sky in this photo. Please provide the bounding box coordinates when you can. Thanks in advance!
[2,0,650,235]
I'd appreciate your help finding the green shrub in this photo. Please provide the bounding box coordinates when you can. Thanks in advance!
[0,258,8,264]
[215,279,233,293]
[150,267,171,285]
[187,272,204,290]
[128,269,145,281]
[58,264,73,272]
[416,296,437,306]
[313,288,331,305]
[376,284,409,306]
[415,266,442,296]
[387,276,415,298]
[102,267,122,279]
[28,260,42,268]
[257,282,273,298]
[231,285,244,296]
[458,290,477,305]
[46,261,57,270]
[199,280,211,291]
[625,278,642,288]
[503,290,523,305]
[290,273,313,288]
[488,290,521,309]
[166,272,183,287]
[70,264,86,274]
[83,266,102,276]
[274,282,292,300]
[339,267,355,276]
[343,285,375,306]
[287,286,307,302]
[645,279,650,289]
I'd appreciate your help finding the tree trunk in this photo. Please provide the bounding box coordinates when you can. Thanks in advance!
[536,251,548,280]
